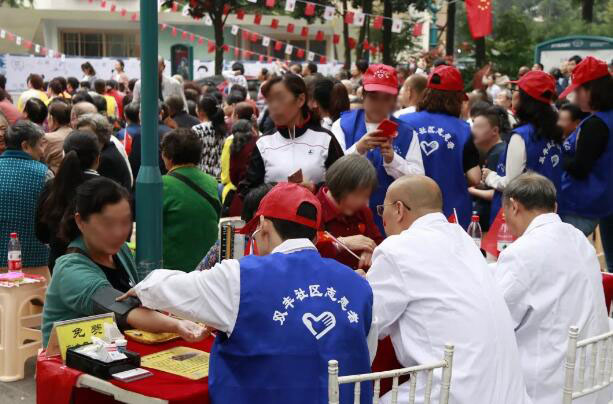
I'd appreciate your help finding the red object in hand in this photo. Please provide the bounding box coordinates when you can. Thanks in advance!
[377,119,398,138]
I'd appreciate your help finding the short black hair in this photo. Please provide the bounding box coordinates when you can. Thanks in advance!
[242,183,275,222]
[116,59,125,69]
[72,91,94,105]
[93,79,106,94]
[356,59,369,74]
[6,120,44,150]
[24,98,48,125]
[559,103,585,122]
[67,77,79,90]
[48,101,72,126]
[307,62,318,74]
[0,74,6,89]
[106,79,119,90]
[227,90,246,106]
[269,202,318,241]
[231,62,245,75]
[474,105,511,134]
[581,75,613,111]
[161,128,202,165]
[503,172,556,212]
[48,78,63,95]
[91,95,107,114]
[469,100,492,118]
[164,95,185,116]
[568,55,582,64]
[27,74,44,90]
[124,102,140,124]
[80,81,91,90]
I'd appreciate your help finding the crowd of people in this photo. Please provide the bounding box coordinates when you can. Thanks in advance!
[0,52,612,403]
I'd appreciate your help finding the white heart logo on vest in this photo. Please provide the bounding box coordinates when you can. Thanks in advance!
[550,154,559,167]
[420,140,439,156]
[302,312,336,340]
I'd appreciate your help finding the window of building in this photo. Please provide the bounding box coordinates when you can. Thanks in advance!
[60,30,140,57]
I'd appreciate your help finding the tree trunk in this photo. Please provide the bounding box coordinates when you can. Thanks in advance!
[356,0,372,61]
[581,0,594,23]
[213,9,224,75]
[475,37,486,68]
[342,0,351,70]
[382,0,392,65]
[445,0,456,57]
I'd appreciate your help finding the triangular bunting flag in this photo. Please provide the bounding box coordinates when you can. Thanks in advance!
[34,44,40,53]
[344,11,354,24]
[170,1,178,12]
[391,19,403,33]
[234,48,240,58]
[120,8,127,17]
[223,4,231,15]
[285,0,296,12]
[354,12,365,26]
[333,34,340,44]
[254,13,262,25]
[274,41,283,51]
[110,4,116,13]
[323,6,334,20]
[204,14,213,26]
[131,13,138,21]
[287,23,295,33]
[285,44,293,55]
[300,27,309,37]
[208,40,216,52]
[250,32,259,42]
[373,16,383,30]
[315,30,324,41]
[222,44,229,52]
[189,34,195,42]
[266,0,276,7]
[0,30,5,39]
[198,37,204,45]
[348,37,356,49]
[259,55,265,62]
[231,25,239,35]
[305,2,315,16]
[181,31,188,40]
[307,51,315,61]
[242,30,250,41]
[270,18,279,29]
[320,55,327,64]
[236,9,245,20]
[296,48,305,58]
[262,36,270,46]
[15,36,22,45]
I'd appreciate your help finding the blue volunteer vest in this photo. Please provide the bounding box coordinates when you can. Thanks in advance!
[209,248,373,404]
[490,123,563,223]
[559,110,613,218]
[340,109,413,233]
[399,111,472,228]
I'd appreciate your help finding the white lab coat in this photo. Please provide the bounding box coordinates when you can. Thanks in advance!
[367,213,531,404]
[494,213,610,404]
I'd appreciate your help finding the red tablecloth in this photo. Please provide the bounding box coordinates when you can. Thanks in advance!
[36,336,215,404]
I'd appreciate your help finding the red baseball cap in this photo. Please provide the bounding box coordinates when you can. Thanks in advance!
[238,182,322,235]
[427,65,467,100]
[559,56,610,99]
[362,64,399,95]
[510,70,556,104]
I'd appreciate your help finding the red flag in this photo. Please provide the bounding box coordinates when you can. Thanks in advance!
[250,32,259,42]
[320,55,327,64]
[223,4,231,15]
[465,0,492,39]
[305,2,315,16]
[23,40,32,49]
[482,208,503,257]
[171,1,178,12]
[254,13,262,25]
[333,34,340,44]
[287,23,295,33]
[266,0,276,7]
[412,22,423,37]
[348,37,356,49]
[315,30,324,41]
[236,9,245,20]
[161,23,168,31]
[447,212,457,224]
[110,4,116,13]
[300,27,309,37]
[198,37,204,45]
[100,0,107,8]
[234,48,240,58]
[171,27,178,37]
[208,40,216,52]
[270,18,279,29]
[40,47,47,56]
[344,11,354,24]
[363,39,369,50]
[7,32,14,41]
[189,34,195,42]
[296,48,305,58]
[274,41,283,51]
[222,44,229,53]
[373,16,384,30]
[243,50,252,59]
[259,54,265,62]
[181,31,188,40]
[242,31,250,41]
[120,8,127,16]
[130,13,138,21]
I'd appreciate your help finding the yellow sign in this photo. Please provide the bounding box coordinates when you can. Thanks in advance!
[141,347,210,380]
[46,313,116,360]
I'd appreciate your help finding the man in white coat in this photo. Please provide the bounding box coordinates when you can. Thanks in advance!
[494,173,609,404]
[367,175,531,404]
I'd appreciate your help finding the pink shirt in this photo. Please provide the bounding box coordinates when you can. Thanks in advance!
[0,100,21,125]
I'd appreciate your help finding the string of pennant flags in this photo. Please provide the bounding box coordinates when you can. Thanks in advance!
[0,27,65,59]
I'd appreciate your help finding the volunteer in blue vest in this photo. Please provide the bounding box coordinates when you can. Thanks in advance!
[331,64,424,232]
[483,70,563,225]
[398,65,481,229]
[557,56,613,271]
[118,182,376,404]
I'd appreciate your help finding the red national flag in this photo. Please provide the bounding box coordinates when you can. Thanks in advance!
[222,44,229,52]
[300,27,309,37]
[465,0,492,39]
[189,34,195,42]
[305,2,316,16]
[274,41,283,51]
[120,8,127,16]
[287,23,295,33]
[171,27,178,37]
[208,40,216,52]
[348,37,356,49]
[447,212,457,224]
[412,22,423,37]
[181,31,188,40]
[333,34,340,44]
[270,18,279,29]
[223,4,231,15]
[482,208,503,257]
[171,1,178,12]
[320,55,327,64]
[250,32,259,42]
[315,30,324,41]
[296,48,305,58]
[130,12,138,21]
[236,9,245,20]
[242,30,250,41]
[198,37,204,45]
[110,4,116,12]
[373,16,384,30]
[344,11,354,24]
[266,0,276,7]
[254,13,262,25]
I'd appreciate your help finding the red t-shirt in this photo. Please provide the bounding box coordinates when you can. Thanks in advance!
[315,186,384,270]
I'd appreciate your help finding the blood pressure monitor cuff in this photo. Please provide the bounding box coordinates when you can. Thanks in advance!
[92,286,141,331]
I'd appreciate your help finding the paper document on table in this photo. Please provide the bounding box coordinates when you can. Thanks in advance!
[141,347,210,380]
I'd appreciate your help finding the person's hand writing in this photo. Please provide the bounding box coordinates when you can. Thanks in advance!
[338,235,377,253]
[175,320,210,342]
[380,140,395,164]
[355,130,388,155]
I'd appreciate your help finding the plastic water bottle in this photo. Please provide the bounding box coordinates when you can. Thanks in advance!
[7,233,22,272]
[467,213,482,248]
[497,217,513,253]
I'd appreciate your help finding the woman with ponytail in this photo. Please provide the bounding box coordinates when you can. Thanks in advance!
[308,77,350,130]
[36,130,101,272]
[192,94,228,178]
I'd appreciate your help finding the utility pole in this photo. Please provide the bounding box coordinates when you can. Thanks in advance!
[445,0,456,56]
[135,0,163,280]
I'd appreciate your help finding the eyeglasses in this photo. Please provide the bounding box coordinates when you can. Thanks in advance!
[376,201,411,217]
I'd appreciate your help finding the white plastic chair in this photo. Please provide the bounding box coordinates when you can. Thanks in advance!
[328,344,454,404]
[562,326,613,403]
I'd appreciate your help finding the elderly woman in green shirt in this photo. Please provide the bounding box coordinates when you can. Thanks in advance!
[42,177,206,347]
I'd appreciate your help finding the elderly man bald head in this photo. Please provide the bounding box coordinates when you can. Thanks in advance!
[378,175,443,236]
